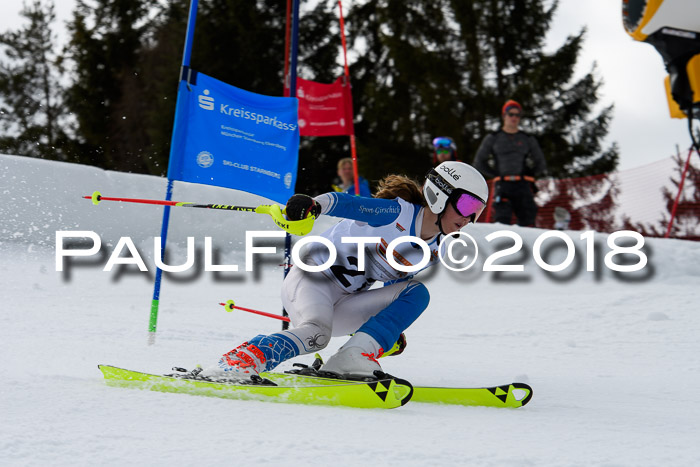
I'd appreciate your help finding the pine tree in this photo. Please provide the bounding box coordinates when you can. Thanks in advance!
[664,151,700,240]
[454,0,619,178]
[0,0,69,160]
[344,0,462,185]
[63,0,150,171]
[623,150,700,240]
[343,0,618,185]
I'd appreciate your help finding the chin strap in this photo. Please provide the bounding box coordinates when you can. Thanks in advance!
[436,211,449,236]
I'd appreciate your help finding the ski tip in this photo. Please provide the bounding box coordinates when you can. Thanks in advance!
[391,377,414,406]
[511,382,533,406]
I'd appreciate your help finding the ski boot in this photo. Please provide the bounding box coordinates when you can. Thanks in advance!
[321,332,384,380]
[198,341,267,382]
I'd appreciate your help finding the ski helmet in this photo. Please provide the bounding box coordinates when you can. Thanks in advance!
[432,136,457,153]
[423,161,488,224]
[431,136,457,165]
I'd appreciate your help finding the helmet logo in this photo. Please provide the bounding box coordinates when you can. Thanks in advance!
[440,165,461,181]
[430,174,453,194]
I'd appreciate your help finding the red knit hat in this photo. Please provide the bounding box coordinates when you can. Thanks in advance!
[502,99,522,115]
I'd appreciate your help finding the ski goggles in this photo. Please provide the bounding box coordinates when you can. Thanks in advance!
[432,137,453,149]
[451,191,486,220]
[436,148,453,155]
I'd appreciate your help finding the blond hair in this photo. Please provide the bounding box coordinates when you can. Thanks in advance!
[337,157,353,170]
[374,175,426,206]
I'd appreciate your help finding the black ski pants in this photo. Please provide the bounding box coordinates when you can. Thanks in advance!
[493,180,538,227]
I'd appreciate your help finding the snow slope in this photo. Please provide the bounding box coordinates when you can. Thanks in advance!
[1,154,699,466]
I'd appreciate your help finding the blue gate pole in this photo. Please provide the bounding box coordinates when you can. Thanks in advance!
[149,0,200,343]
[281,0,301,330]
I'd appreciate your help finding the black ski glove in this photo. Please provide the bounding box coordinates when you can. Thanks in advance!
[285,194,321,221]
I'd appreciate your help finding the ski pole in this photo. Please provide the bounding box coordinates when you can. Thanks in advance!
[220,300,290,322]
[84,191,315,236]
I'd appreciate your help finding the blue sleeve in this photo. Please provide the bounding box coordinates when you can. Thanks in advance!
[317,192,401,226]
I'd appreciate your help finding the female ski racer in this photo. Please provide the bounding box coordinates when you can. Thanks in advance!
[200,161,488,381]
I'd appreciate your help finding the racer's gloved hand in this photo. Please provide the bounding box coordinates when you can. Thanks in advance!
[285,194,321,221]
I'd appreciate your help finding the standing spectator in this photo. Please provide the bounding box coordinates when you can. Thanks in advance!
[431,136,459,166]
[332,157,371,197]
[473,100,547,226]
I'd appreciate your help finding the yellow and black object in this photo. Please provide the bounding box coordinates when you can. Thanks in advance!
[623,0,700,119]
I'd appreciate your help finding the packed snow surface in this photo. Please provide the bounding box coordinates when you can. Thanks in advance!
[1,154,699,466]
